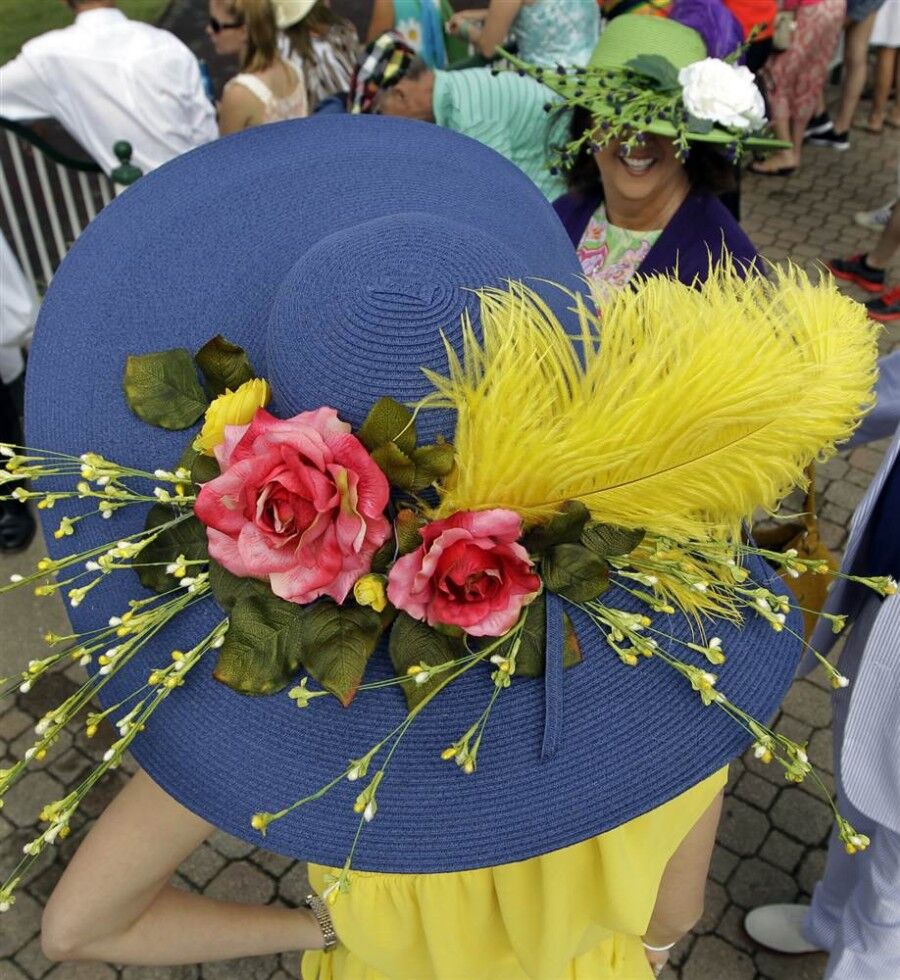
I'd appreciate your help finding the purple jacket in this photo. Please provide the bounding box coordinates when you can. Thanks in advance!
[553,189,758,284]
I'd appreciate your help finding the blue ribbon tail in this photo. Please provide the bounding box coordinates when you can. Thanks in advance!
[541,592,565,761]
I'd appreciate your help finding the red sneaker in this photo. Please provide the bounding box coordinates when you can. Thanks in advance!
[866,286,900,322]
[826,254,887,293]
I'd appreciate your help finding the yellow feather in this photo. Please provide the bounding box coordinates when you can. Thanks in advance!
[421,260,878,541]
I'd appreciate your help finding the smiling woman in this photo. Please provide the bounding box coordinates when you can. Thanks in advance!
[510,4,788,296]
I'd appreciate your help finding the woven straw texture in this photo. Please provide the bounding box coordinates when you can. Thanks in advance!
[25,116,801,873]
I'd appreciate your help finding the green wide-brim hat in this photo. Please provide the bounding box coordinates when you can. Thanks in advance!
[505,15,789,153]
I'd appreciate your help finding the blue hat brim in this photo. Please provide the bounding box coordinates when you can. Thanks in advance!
[25,116,801,872]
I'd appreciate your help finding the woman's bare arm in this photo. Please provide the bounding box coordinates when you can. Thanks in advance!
[366,0,396,42]
[643,788,724,961]
[217,83,263,136]
[447,0,523,57]
[41,769,325,964]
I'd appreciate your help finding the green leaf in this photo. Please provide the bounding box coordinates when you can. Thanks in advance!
[542,543,609,603]
[581,522,645,558]
[497,592,581,677]
[369,509,423,573]
[394,508,424,555]
[625,54,681,91]
[123,349,208,430]
[358,397,417,455]
[371,442,416,490]
[562,612,583,669]
[213,593,304,695]
[208,558,271,612]
[493,595,582,677]
[298,601,384,706]
[176,442,221,488]
[136,504,209,593]
[495,593,546,678]
[370,538,395,575]
[194,335,255,397]
[523,501,590,555]
[410,440,456,490]
[388,613,464,710]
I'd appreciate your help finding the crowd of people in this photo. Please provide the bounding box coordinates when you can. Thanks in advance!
[0,1,898,979]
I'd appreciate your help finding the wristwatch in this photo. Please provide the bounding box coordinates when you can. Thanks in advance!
[303,893,339,952]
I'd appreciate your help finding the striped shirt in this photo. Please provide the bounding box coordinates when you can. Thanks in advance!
[432,69,567,201]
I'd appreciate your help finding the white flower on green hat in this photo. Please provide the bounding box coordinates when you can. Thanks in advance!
[677,58,766,131]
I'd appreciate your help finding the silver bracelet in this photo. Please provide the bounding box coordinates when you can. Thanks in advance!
[642,938,677,952]
[303,893,339,952]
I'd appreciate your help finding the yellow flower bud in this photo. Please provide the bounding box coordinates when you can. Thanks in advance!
[440,747,456,761]
[194,378,271,456]
[251,812,271,832]
[353,574,388,613]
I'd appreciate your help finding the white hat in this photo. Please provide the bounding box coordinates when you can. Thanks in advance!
[271,0,318,29]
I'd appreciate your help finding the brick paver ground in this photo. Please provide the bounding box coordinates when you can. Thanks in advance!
[2,90,899,980]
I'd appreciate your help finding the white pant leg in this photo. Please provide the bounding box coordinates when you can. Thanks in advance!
[824,825,900,980]
[803,597,900,975]
[804,598,880,950]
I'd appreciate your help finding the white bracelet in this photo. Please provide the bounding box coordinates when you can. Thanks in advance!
[642,939,677,952]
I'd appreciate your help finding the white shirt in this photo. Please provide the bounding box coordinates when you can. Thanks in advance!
[0,232,39,385]
[0,8,217,176]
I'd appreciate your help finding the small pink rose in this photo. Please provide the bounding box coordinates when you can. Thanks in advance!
[387,509,540,637]
[195,408,391,604]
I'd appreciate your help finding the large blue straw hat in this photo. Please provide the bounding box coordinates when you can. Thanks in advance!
[25,116,801,872]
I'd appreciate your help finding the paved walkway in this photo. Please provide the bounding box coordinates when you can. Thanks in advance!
[1,90,899,980]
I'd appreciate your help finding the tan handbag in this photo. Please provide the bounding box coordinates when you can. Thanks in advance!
[751,464,838,640]
[772,9,796,51]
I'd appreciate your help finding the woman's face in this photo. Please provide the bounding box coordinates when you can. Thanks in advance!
[207,0,248,57]
[593,134,687,212]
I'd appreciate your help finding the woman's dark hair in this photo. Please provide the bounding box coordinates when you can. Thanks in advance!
[563,105,736,197]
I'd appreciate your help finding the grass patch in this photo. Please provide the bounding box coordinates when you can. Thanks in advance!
[0,1,170,66]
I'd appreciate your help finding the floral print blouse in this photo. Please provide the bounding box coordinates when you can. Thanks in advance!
[576,203,662,305]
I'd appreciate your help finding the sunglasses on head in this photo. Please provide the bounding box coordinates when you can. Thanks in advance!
[208,15,244,32]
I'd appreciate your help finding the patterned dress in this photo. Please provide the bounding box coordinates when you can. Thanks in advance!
[762,0,846,121]
[576,203,662,304]
[513,0,600,67]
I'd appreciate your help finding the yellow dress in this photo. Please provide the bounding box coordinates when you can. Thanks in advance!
[302,767,727,980]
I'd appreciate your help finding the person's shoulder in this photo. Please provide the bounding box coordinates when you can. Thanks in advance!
[450,69,544,112]
[125,19,196,51]
[223,75,267,106]
[18,22,79,59]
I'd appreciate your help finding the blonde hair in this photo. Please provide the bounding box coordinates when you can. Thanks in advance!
[229,0,279,72]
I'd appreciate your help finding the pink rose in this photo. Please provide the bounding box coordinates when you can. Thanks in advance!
[387,509,540,637]
[195,407,391,604]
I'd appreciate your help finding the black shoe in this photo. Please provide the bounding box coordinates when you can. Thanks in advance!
[0,496,36,552]
[804,112,833,138]
[807,128,850,150]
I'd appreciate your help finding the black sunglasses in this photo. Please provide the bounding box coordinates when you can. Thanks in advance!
[208,15,244,33]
